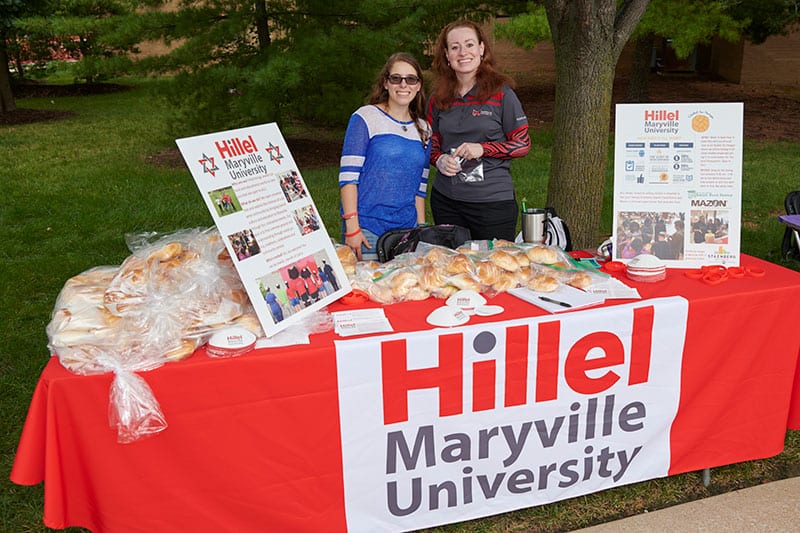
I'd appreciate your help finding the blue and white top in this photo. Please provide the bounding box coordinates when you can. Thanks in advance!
[338,105,431,237]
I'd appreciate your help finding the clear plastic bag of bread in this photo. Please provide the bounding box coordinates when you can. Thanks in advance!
[412,243,482,298]
[519,243,571,267]
[45,227,263,442]
[384,265,429,302]
[474,259,524,297]
[50,314,172,443]
[334,243,358,277]
[104,227,253,351]
[479,240,607,291]
[528,260,607,291]
[348,265,428,304]
[414,242,459,267]
[47,265,127,374]
[46,264,189,373]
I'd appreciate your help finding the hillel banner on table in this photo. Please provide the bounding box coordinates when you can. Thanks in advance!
[335,297,688,531]
[176,124,350,338]
[613,102,743,268]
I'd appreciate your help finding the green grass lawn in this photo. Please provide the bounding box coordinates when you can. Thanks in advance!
[2,78,799,532]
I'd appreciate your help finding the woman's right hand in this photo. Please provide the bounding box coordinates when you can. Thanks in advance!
[346,230,370,261]
[435,153,462,177]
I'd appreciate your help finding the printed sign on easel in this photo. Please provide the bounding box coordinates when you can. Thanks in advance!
[613,103,743,268]
[177,123,350,337]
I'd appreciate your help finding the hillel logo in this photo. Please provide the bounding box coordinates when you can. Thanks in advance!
[265,141,284,164]
[198,153,220,177]
[226,334,244,345]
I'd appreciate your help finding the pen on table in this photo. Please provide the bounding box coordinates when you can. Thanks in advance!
[538,296,572,308]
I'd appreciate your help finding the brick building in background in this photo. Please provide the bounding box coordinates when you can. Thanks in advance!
[492,21,800,87]
[709,27,800,86]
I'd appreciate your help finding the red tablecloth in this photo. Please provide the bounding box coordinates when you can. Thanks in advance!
[10,255,800,532]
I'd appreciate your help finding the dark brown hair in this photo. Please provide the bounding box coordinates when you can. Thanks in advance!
[430,20,513,110]
[367,52,429,145]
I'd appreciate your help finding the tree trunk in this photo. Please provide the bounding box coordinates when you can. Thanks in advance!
[547,41,616,250]
[0,40,17,113]
[626,32,655,103]
[254,0,271,51]
[543,0,649,250]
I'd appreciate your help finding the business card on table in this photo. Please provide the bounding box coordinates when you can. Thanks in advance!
[508,284,606,313]
[584,277,641,299]
[332,308,394,337]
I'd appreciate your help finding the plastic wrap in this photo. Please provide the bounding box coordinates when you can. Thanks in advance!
[107,366,168,444]
[46,227,263,442]
[343,240,607,304]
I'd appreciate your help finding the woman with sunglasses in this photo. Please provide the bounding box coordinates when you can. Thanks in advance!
[428,20,530,241]
[339,52,431,260]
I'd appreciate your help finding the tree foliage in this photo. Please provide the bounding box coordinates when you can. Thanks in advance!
[625,0,747,102]
[495,2,551,46]
[4,0,523,130]
[726,0,800,43]
[53,0,513,135]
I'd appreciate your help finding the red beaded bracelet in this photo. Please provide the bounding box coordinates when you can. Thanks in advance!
[342,211,358,220]
[344,228,362,238]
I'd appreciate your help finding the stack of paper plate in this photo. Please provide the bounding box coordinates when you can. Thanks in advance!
[626,254,666,283]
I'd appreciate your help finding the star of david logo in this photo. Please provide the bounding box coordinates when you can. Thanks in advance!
[265,142,284,164]
[198,153,219,176]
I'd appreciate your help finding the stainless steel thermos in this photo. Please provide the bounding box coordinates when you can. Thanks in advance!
[522,208,545,243]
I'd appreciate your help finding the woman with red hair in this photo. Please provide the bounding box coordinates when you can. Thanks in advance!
[428,20,531,241]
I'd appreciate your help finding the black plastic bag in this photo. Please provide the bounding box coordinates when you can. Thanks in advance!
[376,225,471,262]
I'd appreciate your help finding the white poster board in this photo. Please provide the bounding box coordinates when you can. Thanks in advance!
[176,123,350,338]
[613,103,743,268]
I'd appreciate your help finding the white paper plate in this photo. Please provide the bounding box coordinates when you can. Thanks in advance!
[476,305,504,316]
[426,306,470,327]
[446,290,487,315]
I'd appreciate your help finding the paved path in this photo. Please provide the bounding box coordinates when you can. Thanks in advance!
[574,476,800,532]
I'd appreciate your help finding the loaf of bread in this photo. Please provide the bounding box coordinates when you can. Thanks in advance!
[528,273,560,292]
[492,272,519,292]
[526,245,559,264]
[475,260,503,286]
[488,250,520,272]
[390,270,420,298]
[567,272,593,289]
[447,272,481,292]
[445,253,474,275]
[336,245,357,275]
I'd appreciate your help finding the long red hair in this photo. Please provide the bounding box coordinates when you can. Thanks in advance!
[430,20,513,111]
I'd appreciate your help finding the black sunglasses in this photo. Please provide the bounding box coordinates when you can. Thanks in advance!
[386,74,421,86]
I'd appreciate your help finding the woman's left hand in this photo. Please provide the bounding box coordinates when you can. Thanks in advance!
[453,142,484,161]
